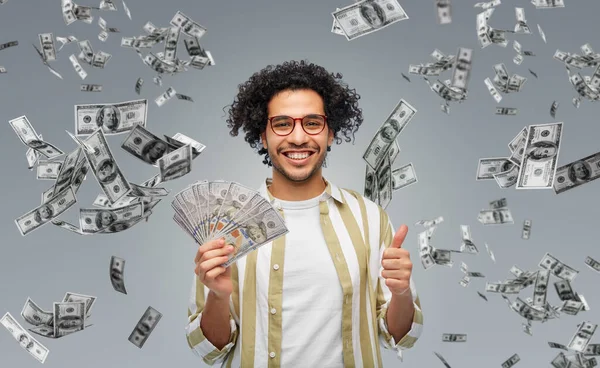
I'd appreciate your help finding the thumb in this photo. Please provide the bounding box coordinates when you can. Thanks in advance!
[391,224,408,248]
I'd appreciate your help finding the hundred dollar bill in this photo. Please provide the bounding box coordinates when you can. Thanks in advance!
[501,353,520,368]
[435,0,451,24]
[9,115,64,159]
[128,182,169,197]
[568,322,597,352]
[53,301,85,338]
[522,219,531,239]
[128,306,162,348]
[376,156,392,208]
[516,122,563,189]
[496,107,517,115]
[170,11,207,39]
[532,0,564,9]
[484,77,502,102]
[135,77,143,95]
[508,127,528,153]
[474,0,501,9]
[489,197,507,209]
[476,157,513,180]
[78,129,131,203]
[392,162,417,190]
[585,256,600,273]
[38,33,56,61]
[561,300,584,316]
[163,26,180,62]
[52,147,82,196]
[21,297,53,326]
[460,225,478,253]
[62,292,96,317]
[26,134,41,170]
[79,202,143,233]
[486,282,521,294]
[415,216,444,228]
[122,124,175,165]
[363,98,416,170]
[554,279,577,301]
[364,165,378,203]
[75,99,148,135]
[477,208,514,225]
[81,84,102,92]
[36,161,62,180]
[1,312,49,363]
[533,269,550,307]
[168,133,206,159]
[332,0,409,41]
[155,86,176,106]
[69,54,87,79]
[539,252,579,281]
[221,207,289,268]
[209,184,261,241]
[158,144,192,182]
[110,256,127,294]
[451,47,472,91]
[550,101,559,118]
[442,333,466,342]
[15,186,77,236]
[553,151,600,194]
[418,230,435,269]
[485,243,496,262]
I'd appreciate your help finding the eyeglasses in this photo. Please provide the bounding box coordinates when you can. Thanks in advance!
[268,114,328,136]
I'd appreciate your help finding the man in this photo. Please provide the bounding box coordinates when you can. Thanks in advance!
[187,60,423,367]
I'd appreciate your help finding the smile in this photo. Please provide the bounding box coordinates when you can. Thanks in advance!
[282,151,315,164]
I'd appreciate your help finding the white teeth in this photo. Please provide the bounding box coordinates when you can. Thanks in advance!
[285,152,311,160]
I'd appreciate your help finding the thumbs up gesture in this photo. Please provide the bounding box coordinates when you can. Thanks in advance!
[381,224,413,297]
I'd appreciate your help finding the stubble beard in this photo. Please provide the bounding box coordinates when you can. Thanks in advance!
[271,147,327,183]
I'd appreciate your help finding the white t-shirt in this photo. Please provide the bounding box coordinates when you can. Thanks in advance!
[277,193,344,367]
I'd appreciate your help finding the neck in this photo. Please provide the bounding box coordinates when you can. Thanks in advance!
[268,169,327,201]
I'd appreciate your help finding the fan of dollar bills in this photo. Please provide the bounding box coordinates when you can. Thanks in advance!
[172,180,289,268]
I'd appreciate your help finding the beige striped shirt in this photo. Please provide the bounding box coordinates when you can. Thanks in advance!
[186,177,423,367]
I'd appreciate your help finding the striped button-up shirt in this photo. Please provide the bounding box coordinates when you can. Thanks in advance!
[186,177,423,367]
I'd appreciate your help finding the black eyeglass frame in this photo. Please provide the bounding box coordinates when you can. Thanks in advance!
[267,114,328,136]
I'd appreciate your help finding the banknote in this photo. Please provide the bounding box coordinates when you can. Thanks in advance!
[392,162,417,190]
[53,301,85,338]
[1,312,49,363]
[435,0,451,24]
[128,182,169,197]
[522,219,532,239]
[553,151,600,194]
[332,0,409,41]
[206,180,233,237]
[533,269,550,307]
[79,202,144,233]
[155,87,176,106]
[508,126,528,152]
[36,161,62,180]
[451,47,473,91]
[110,256,127,294]
[52,147,82,196]
[554,279,576,301]
[75,98,148,135]
[539,252,579,282]
[376,156,392,209]
[363,98,416,170]
[78,129,131,203]
[21,298,53,326]
[38,33,56,61]
[128,306,162,348]
[442,333,466,342]
[516,123,562,189]
[585,256,600,273]
[121,124,176,165]
[493,164,519,188]
[62,292,96,317]
[207,182,257,240]
[15,187,77,236]
[568,322,597,352]
[9,115,64,159]
[158,144,192,182]
[477,208,514,225]
[52,219,85,235]
[170,11,207,39]
[476,157,513,180]
[166,132,206,159]
[364,164,378,202]
[501,354,520,368]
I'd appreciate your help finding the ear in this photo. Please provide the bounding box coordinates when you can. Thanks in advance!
[261,131,267,148]
[327,130,334,147]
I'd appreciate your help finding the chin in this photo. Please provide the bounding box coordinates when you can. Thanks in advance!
[273,151,325,182]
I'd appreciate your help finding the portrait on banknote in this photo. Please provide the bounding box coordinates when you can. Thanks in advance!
[525,141,558,161]
[567,161,592,183]
[34,205,53,223]
[142,140,169,163]
[55,167,74,187]
[360,1,386,28]
[380,118,401,144]
[72,165,88,187]
[95,105,120,133]
[96,159,117,183]
[96,210,117,229]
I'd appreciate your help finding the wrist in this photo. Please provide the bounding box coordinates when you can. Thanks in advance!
[208,290,231,302]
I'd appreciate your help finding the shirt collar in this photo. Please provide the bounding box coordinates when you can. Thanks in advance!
[257,177,345,206]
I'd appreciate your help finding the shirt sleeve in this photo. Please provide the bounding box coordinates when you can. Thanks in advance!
[185,273,239,366]
[375,209,424,361]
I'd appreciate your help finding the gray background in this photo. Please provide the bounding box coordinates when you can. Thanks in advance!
[1,0,599,367]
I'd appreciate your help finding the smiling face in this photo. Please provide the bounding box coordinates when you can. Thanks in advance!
[261,89,334,184]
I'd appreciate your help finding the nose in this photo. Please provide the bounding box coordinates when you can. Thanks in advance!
[287,120,310,144]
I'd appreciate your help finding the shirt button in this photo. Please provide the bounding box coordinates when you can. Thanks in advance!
[270,308,276,314]
[269,352,276,358]
[273,264,279,270]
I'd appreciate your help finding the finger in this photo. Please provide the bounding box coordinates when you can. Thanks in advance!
[195,238,225,263]
[205,265,227,280]
[201,245,234,263]
[392,224,409,249]
[198,255,231,277]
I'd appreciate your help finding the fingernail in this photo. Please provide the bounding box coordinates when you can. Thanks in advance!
[227,246,234,251]
[219,239,225,245]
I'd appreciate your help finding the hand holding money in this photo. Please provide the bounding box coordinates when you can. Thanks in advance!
[194,237,234,299]
[381,224,412,296]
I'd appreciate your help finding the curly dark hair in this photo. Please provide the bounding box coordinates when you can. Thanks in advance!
[223,59,363,166]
